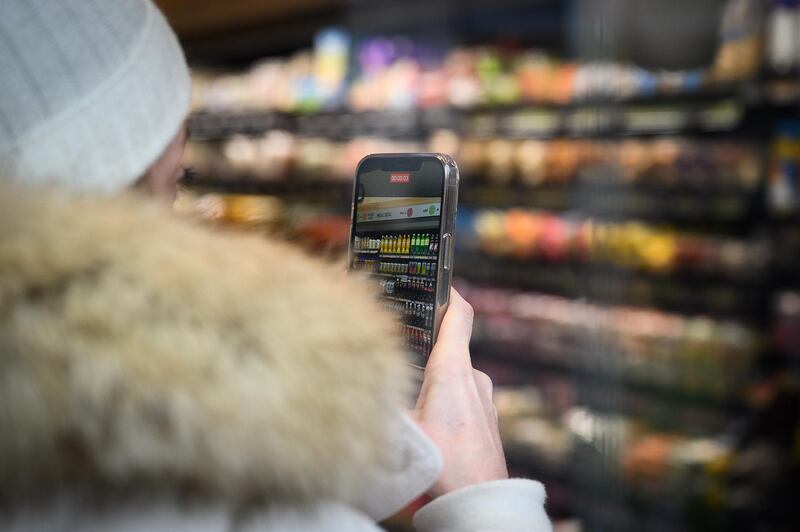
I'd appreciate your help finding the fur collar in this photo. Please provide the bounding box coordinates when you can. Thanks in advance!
[0,184,410,503]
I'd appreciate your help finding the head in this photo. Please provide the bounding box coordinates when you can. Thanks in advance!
[0,0,191,201]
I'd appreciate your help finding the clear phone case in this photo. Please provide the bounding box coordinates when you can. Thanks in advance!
[348,153,459,362]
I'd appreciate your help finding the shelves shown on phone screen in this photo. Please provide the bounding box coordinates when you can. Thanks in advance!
[354,250,438,261]
[383,295,419,304]
[379,253,438,260]
[372,272,434,282]
[354,250,437,260]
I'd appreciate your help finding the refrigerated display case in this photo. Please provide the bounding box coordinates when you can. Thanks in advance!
[166,0,800,530]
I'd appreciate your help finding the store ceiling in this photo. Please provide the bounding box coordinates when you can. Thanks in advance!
[155,0,338,38]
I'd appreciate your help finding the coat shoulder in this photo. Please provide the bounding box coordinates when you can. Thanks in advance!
[0,184,411,503]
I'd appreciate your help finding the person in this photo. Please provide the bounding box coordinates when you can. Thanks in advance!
[0,1,552,531]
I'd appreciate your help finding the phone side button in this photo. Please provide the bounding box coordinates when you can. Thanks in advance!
[441,233,452,270]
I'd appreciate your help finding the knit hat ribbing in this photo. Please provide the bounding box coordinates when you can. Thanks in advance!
[0,0,191,193]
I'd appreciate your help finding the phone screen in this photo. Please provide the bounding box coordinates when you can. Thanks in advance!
[350,156,445,358]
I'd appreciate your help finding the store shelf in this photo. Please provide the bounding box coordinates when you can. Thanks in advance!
[353,249,379,254]
[380,253,438,260]
[504,445,708,532]
[454,253,766,319]
[187,71,800,143]
[371,272,436,282]
[179,15,800,530]
[460,183,761,230]
[403,324,428,333]
[188,96,753,141]
[188,111,295,140]
[382,295,424,305]
[473,343,740,413]
[184,173,762,234]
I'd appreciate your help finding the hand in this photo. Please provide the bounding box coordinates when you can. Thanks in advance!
[411,288,508,498]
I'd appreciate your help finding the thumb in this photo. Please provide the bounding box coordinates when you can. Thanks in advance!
[427,288,474,370]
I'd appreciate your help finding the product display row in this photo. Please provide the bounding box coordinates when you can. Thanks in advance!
[184,133,421,182]
[493,384,738,530]
[459,252,765,319]
[769,119,800,215]
[767,0,800,73]
[404,325,433,356]
[381,298,434,330]
[191,8,760,116]
[380,277,436,304]
[450,137,761,191]
[461,208,769,276]
[492,363,799,532]
[378,260,437,276]
[187,133,763,194]
[353,258,437,276]
[459,280,758,401]
[496,385,733,483]
[353,232,439,255]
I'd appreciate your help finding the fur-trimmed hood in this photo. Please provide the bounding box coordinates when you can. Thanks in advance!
[0,184,411,504]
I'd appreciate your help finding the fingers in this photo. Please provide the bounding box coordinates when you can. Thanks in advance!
[427,288,474,372]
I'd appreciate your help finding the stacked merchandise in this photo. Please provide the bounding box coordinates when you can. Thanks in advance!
[190,23,759,115]
[768,119,800,215]
[184,133,761,190]
[184,132,422,183]
[451,138,761,190]
[493,386,735,531]
[460,280,758,402]
[767,0,800,74]
[463,209,767,276]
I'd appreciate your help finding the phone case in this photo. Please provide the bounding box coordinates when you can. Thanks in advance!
[348,153,459,360]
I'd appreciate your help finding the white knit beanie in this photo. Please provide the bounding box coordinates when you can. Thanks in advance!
[0,0,191,193]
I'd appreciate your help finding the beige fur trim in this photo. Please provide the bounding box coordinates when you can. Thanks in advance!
[0,184,410,501]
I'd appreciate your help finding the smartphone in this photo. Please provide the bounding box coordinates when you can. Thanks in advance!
[349,153,459,366]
